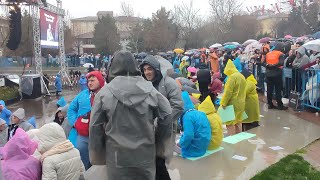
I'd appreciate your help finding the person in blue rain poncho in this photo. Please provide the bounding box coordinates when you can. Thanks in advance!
[178,91,211,158]
[55,73,62,96]
[79,74,88,91]
[0,100,12,125]
[173,55,181,74]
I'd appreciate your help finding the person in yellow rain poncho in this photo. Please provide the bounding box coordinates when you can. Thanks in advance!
[220,60,246,136]
[198,96,223,150]
[180,56,189,78]
[242,74,260,131]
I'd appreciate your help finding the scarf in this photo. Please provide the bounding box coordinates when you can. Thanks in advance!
[40,140,74,163]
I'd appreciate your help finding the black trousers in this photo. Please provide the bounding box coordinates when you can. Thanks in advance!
[266,76,283,107]
[156,157,171,180]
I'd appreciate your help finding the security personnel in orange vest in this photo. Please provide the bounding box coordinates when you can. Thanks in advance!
[265,43,288,110]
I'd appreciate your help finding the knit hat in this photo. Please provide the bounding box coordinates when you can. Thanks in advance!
[0,118,6,125]
[12,108,25,120]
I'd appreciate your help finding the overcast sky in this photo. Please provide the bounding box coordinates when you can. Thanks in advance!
[46,0,279,19]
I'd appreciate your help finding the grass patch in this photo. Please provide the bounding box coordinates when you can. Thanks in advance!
[251,154,320,180]
[0,86,19,101]
[296,148,307,154]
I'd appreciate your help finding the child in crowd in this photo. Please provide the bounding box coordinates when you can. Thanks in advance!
[8,108,34,140]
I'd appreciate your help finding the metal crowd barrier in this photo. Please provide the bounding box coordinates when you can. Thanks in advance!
[301,69,320,111]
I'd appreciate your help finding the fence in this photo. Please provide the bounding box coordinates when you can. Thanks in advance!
[247,61,320,111]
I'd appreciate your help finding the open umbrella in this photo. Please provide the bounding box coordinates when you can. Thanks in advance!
[209,43,222,49]
[223,42,238,46]
[243,39,258,46]
[284,35,293,39]
[83,63,94,68]
[312,31,320,39]
[244,41,262,53]
[303,39,320,52]
[224,44,237,49]
[155,55,174,77]
[259,37,271,43]
[174,48,184,54]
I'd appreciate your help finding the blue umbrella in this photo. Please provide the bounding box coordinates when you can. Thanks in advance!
[224,44,237,49]
[312,31,320,39]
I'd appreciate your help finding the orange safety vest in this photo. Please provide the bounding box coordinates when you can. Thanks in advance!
[266,51,283,65]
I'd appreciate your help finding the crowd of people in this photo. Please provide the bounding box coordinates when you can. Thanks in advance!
[0,38,319,179]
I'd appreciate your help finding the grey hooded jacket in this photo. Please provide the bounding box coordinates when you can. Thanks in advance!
[89,51,172,180]
[293,47,310,68]
[140,56,184,133]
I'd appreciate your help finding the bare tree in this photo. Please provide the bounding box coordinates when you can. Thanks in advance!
[209,0,243,38]
[120,1,134,17]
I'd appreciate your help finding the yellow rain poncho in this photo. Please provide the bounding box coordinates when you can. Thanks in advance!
[243,75,260,123]
[198,96,223,150]
[220,60,246,125]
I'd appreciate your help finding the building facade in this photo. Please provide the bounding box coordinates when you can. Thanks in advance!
[71,11,142,54]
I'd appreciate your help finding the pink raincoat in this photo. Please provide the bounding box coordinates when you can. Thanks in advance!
[0,128,41,180]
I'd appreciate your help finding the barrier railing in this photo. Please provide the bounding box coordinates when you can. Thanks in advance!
[301,69,320,111]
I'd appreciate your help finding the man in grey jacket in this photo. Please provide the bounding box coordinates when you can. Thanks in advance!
[140,55,184,180]
[89,51,172,180]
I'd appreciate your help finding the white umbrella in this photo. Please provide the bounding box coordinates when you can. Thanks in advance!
[82,63,94,68]
[243,39,258,46]
[155,56,174,77]
[303,39,320,52]
[209,43,222,49]
[244,41,262,53]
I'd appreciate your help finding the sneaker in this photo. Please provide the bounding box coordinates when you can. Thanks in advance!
[277,106,288,110]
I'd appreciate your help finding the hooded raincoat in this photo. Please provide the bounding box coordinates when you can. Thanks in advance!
[0,100,12,125]
[0,128,41,180]
[56,96,67,107]
[293,47,311,69]
[79,74,88,91]
[89,51,172,180]
[179,91,211,158]
[243,75,260,124]
[173,56,181,74]
[55,74,62,92]
[36,123,84,180]
[198,96,223,150]
[220,60,246,125]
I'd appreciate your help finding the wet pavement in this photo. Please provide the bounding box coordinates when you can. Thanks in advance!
[5,90,320,180]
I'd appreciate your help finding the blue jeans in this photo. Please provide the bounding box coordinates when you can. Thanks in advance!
[76,135,91,170]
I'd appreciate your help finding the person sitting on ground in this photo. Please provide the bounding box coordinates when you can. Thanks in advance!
[0,100,12,125]
[0,128,41,180]
[178,91,211,158]
[198,96,223,150]
[0,118,8,146]
[8,108,34,140]
[36,123,84,180]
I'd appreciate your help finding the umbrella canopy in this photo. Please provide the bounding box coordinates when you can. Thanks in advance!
[223,42,239,46]
[244,41,262,53]
[303,39,320,52]
[138,52,148,58]
[312,31,320,39]
[224,44,237,49]
[209,43,222,49]
[155,55,174,77]
[174,48,184,54]
[243,39,258,46]
[284,35,293,39]
[83,63,94,68]
[259,37,271,43]
[184,51,193,55]
[166,51,174,54]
